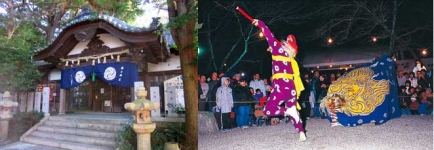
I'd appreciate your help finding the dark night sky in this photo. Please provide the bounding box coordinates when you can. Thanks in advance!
[198,0,433,80]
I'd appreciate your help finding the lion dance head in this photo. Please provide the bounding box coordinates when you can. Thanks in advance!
[320,67,390,116]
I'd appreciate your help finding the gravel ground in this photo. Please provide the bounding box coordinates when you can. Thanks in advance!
[0,142,66,150]
[199,115,433,150]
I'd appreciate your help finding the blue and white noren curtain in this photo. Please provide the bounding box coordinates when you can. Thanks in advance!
[94,62,139,87]
[60,62,139,89]
[60,65,93,89]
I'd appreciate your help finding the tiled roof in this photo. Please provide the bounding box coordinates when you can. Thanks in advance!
[34,13,160,53]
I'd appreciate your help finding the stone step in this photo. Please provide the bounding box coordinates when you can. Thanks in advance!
[48,116,128,125]
[43,120,123,132]
[23,137,114,150]
[30,131,115,147]
[37,126,118,139]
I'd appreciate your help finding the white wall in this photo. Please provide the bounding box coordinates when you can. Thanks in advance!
[68,34,126,56]
[49,70,62,81]
[147,55,181,72]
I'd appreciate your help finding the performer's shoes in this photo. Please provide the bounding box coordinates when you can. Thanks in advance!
[299,132,307,142]
[221,129,232,132]
[331,122,342,127]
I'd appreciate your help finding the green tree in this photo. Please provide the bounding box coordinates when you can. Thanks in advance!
[0,22,44,92]
[0,0,145,89]
[26,0,143,43]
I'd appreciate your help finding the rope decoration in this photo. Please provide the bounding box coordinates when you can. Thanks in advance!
[60,49,130,66]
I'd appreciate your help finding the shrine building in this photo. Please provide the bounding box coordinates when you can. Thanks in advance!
[31,12,181,114]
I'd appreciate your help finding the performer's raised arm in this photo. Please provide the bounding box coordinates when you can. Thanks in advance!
[252,19,278,50]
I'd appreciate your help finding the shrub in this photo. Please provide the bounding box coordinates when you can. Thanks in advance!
[115,119,186,150]
[115,119,137,150]
[8,111,44,141]
[152,122,186,150]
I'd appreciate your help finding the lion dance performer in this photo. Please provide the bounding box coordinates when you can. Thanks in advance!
[252,19,306,141]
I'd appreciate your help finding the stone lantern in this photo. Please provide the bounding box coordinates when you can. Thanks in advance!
[0,91,18,141]
[124,87,160,150]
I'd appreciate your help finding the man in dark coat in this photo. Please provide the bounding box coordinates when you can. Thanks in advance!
[233,79,254,128]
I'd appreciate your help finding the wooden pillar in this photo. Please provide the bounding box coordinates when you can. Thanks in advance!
[143,60,151,100]
[59,89,66,115]
[89,80,94,112]
[110,85,113,113]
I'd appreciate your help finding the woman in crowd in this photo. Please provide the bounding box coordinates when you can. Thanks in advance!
[408,72,418,88]
[412,59,426,75]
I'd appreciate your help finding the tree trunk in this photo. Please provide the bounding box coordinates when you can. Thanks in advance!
[46,27,55,43]
[16,91,21,114]
[168,0,198,149]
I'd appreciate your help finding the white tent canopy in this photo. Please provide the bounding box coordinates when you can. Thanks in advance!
[301,46,388,70]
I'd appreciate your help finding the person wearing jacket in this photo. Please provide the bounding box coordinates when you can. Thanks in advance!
[250,73,266,97]
[207,72,220,112]
[234,79,254,129]
[216,77,234,131]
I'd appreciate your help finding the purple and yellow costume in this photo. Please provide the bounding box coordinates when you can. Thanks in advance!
[257,20,305,133]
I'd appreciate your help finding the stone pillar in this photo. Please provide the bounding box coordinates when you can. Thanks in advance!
[133,123,156,150]
[0,91,19,141]
[59,89,66,115]
[0,119,10,141]
[124,87,160,150]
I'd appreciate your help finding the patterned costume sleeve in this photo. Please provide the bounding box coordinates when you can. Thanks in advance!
[257,20,279,49]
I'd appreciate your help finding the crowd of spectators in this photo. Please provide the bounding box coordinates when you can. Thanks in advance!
[198,60,433,131]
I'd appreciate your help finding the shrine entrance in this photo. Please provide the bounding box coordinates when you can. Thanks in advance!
[68,78,131,113]
[33,13,171,115]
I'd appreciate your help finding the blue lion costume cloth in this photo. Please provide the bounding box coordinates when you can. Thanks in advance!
[320,55,400,127]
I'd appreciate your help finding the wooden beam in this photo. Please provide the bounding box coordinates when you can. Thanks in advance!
[67,46,130,59]
[147,70,182,76]
[143,44,158,64]
[53,36,79,59]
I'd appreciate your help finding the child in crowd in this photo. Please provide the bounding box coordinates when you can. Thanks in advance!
[399,86,411,115]
[418,88,433,115]
[404,81,411,94]
[216,77,234,132]
[254,89,263,101]
[409,88,419,115]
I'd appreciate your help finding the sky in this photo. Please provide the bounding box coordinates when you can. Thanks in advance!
[134,2,169,28]
[198,0,433,79]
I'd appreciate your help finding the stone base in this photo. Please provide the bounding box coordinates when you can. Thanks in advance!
[164,142,180,150]
[0,139,12,146]
[198,111,219,135]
